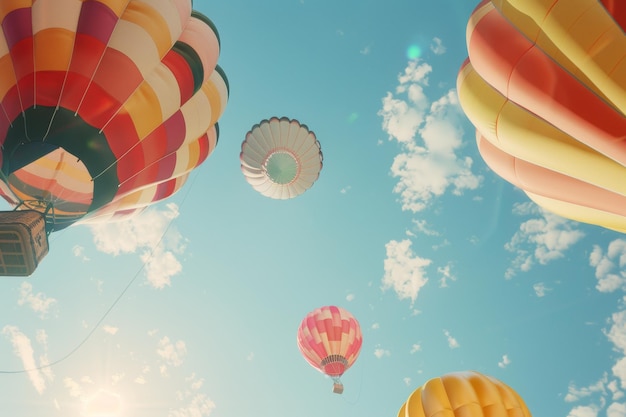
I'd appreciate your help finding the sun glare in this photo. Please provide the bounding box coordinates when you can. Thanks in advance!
[82,389,124,417]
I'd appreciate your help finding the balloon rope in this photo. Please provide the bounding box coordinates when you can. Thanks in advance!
[0,169,201,374]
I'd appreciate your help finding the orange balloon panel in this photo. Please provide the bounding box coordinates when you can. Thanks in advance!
[397,371,532,417]
[0,0,229,230]
[457,0,626,233]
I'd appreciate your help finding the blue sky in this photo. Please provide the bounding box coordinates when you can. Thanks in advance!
[1,1,625,417]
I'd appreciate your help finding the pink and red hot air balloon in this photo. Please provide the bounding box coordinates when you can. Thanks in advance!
[296,305,362,394]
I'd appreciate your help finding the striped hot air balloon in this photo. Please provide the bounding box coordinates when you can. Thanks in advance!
[398,371,532,417]
[0,0,229,231]
[296,305,362,394]
[457,0,626,233]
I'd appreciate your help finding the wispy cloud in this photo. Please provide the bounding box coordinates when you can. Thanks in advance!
[443,330,460,349]
[568,405,600,417]
[374,347,391,358]
[566,308,626,415]
[382,239,430,305]
[412,219,440,236]
[379,59,481,212]
[590,240,626,293]
[170,374,216,417]
[438,264,455,288]
[498,354,511,368]
[565,375,609,403]
[2,326,51,394]
[533,282,550,297]
[430,37,446,55]
[410,343,421,354]
[103,325,119,335]
[505,202,584,279]
[89,203,186,289]
[17,282,56,319]
[72,245,89,261]
[157,336,187,375]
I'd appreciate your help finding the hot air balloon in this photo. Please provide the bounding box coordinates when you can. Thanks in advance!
[398,371,532,417]
[296,305,362,394]
[457,0,626,233]
[0,0,229,275]
[240,117,323,199]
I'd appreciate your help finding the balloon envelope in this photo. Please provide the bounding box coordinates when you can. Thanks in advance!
[457,0,626,233]
[398,371,532,417]
[296,305,362,392]
[240,117,323,199]
[0,0,229,230]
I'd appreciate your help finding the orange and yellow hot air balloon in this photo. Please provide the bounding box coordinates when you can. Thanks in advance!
[457,0,626,233]
[296,305,362,394]
[398,371,532,417]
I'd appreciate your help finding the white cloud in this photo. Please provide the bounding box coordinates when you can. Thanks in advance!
[498,354,511,368]
[430,37,446,55]
[64,377,82,398]
[533,282,550,297]
[410,344,421,354]
[157,336,187,374]
[590,240,626,293]
[346,293,355,302]
[72,245,89,261]
[608,402,626,417]
[382,239,430,305]
[404,377,412,386]
[374,348,391,358]
[169,394,215,417]
[103,325,119,335]
[89,203,186,289]
[360,45,371,55]
[568,405,600,417]
[170,375,216,417]
[2,326,49,394]
[17,282,57,319]
[438,264,455,288]
[379,59,481,212]
[444,330,460,349]
[412,219,439,236]
[371,323,380,330]
[505,203,584,279]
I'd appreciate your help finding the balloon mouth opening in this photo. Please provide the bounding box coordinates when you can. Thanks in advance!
[263,151,299,184]
[6,146,93,225]
[321,354,348,376]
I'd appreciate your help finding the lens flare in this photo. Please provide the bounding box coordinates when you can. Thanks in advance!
[407,45,421,59]
[83,389,123,417]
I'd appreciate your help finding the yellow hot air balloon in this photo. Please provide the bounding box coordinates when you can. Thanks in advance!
[457,0,626,233]
[398,371,531,417]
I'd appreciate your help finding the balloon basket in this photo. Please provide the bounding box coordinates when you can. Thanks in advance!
[332,382,344,394]
[0,210,48,276]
